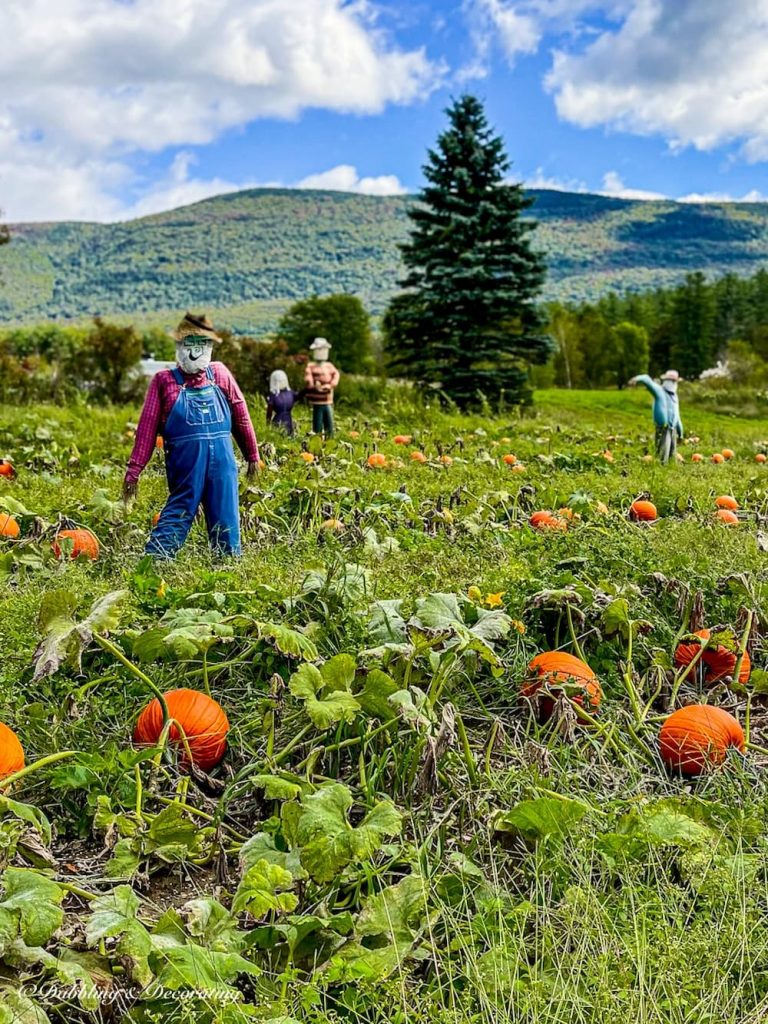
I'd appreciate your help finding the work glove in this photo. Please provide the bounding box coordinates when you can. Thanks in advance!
[122,477,138,503]
[246,460,261,479]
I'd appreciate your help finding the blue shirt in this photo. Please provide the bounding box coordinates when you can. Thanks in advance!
[634,375,683,436]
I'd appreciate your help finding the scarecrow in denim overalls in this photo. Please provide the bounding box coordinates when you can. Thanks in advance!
[124,313,260,558]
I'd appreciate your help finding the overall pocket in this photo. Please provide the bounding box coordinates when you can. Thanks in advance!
[184,387,225,427]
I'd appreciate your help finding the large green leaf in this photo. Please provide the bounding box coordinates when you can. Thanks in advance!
[289,663,360,729]
[257,621,319,662]
[32,590,126,680]
[293,784,402,883]
[232,859,298,918]
[0,988,51,1024]
[151,945,260,992]
[183,898,246,953]
[85,885,152,985]
[238,832,306,881]
[411,593,463,632]
[493,796,590,843]
[0,869,64,946]
[320,653,357,692]
[367,600,407,643]
[356,669,400,720]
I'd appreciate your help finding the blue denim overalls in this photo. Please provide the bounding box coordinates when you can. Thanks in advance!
[146,367,241,559]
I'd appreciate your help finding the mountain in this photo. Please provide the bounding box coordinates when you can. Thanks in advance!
[2,187,768,332]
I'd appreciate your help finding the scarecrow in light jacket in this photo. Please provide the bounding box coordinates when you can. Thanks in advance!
[304,337,340,436]
[123,313,260,558]
[629,369,683,464]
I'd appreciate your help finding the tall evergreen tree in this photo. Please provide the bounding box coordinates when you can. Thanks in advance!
[669,272,716,377]
[0,209,9,249]
[383,95,549,407]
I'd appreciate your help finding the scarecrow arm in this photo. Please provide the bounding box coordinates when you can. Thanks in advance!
[212,362,260,464]
[125,374,163,485]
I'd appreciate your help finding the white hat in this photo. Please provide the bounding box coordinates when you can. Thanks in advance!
[661,369,680,382]
[310,337,331,351]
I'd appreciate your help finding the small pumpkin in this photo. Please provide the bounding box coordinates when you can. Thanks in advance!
[674,628,751,684]
[629,500,657,522]
[53,528,100,560]
[155,436,164,450]
[659,705,745,776]
[691,453,704,463]
[511,464,526,473]
[348,430,360,439]
[722,448,735,460]
[502,454,518,465]
[602,450,614,463]
[439,454,453,466]
[0,515,20,539]
[715,495,739,510]
[522,651,602,722]
[711,453,725,464]
[134,689,229,771]
[715,509,739,527]
[321,518,344,532]
[393,434,412,445]
[0,722,25,779]
[529,510,565,531]
[300,452,315,463]
[0,460,15,479]
[756,453,767,464]
[410,451,427,463]
[152,512,161,527]
[367,452,387,468]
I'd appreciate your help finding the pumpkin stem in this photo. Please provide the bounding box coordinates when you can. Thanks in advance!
[0,750,79,791]
[93,632,170,725]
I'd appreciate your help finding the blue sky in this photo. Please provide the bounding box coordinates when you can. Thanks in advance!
[3,0,768,221]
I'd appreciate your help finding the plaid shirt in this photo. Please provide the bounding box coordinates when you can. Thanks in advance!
[125,363,259,484]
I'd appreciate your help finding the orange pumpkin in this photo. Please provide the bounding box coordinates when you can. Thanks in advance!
[134,689,229,771]
[393,435,412,445]
[0,461,15,479]
[53,529,100,560]
[367,453,387,468]
[691,453,704,463]
[629,500,657,522]
[522,651,602,722]
[711,453,725,464]
[756,453,767,464]
[529,510,565,531]
[321,518,344,532]
[439,454,453,466]
[410,451,427,463]
[502,454,518,465]
[659,705,745,776]
[715,495,739,510]
[0,722,25,779]
[715,509,739,527]
[152,512,161,527]
[722,448,735,460]
[0,515,20,539]
[674,628,751,684]
[155,436,164,450]
[300,452,315,463]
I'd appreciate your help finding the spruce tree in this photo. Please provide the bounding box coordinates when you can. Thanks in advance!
[383,95,549,407]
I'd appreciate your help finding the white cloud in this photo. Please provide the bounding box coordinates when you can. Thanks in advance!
[296,165,406,196]
[0,0,439,221]
[524,167,588,191]
[547,0,768,160]
[460,0,541,80]
[599,170,667,200]
[678,189,768,204]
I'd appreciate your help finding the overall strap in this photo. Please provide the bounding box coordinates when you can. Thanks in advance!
[171,367,184,386]
[206,366,215,382]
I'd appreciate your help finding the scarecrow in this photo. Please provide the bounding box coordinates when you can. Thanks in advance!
[629,370,683,464]
[266,369,299,436]
[304,337,340,436]
[124,312,260,558]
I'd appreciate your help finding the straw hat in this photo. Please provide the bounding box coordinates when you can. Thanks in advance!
[310,337,331,351]
[172,312,222,344]
[661,369,680,382]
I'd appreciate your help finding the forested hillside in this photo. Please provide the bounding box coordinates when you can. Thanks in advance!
[2,187,768,331]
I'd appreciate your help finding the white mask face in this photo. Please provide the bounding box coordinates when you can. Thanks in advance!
[662,380,678,395]
[176,337,213,375]
[312,345,330,363]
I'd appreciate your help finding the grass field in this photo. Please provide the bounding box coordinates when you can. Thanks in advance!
[1,386,768,1024]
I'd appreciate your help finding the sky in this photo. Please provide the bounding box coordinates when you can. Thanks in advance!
[5,0,768,222]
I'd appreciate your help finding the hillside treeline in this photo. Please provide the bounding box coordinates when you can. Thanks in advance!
[543,269,768,387]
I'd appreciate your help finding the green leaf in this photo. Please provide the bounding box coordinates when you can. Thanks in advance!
[471,608,512,642]
[493,796,590,843]
[0,988,51,1024]
[146,802,210,862]
[368,600,407,643]
[183,898,246,953]
[32,590,126,680]
[0,796,51,845]
[602,597,631,640]
[232,859,298,918]
[257,621,319,661]
[239,832,306,881]
[289,663,360,730]
[85,885,152,985]
[151,945,260,992]
[0,869,64,946]
[251,775,302,802]
[37,589,78,632]
[356,669,400,720]
[294,784,402,883]
[320,653,356,692]
[411,593,463,632]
